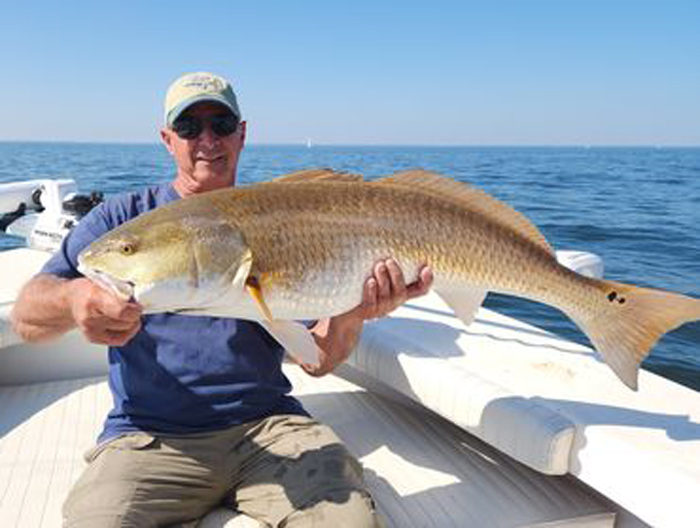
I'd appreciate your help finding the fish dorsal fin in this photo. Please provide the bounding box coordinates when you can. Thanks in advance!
[377,169,554,255]
[269,168,364,184]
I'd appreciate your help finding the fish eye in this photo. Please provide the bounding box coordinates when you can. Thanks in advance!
[120,242,137,256]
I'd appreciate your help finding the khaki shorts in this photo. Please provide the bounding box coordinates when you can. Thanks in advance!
[63,415,382,527]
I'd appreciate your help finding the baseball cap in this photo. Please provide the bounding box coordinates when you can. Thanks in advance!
[164,72,241,126]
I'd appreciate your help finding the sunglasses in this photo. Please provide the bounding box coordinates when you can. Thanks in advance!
[171,114,240,140]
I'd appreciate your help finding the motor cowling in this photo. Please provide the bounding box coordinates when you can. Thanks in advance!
[1,180,103,252]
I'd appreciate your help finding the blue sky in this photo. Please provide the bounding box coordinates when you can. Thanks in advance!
[2,1,698,146]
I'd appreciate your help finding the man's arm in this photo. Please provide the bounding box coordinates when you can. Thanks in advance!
[11,273,143,346]
[10,192,144,346]
[305,258,433,377]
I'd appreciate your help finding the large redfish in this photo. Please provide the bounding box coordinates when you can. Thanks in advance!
[77,169,700,389]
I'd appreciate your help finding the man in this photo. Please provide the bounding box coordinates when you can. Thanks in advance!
[11,72,433,527]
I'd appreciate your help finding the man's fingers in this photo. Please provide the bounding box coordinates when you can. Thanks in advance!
[356,260,434,322]
[118,322,143,344]
[301,362,330,378]
[100,297,143,321]
[83,302,142,338]
[364,277,378,305]
[84,323,141,346]
[407,266,434,298]
[374,261,391,299]
[95,317,140,332]
[63,278,143,346]
[384,258,407,299]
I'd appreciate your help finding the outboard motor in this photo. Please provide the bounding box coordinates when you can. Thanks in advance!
[0,179,103,252]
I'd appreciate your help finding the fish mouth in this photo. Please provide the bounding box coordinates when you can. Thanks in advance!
[77,264,136,301]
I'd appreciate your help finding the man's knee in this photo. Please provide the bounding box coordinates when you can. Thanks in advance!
[283,489,384,528]
[63,433,223,527]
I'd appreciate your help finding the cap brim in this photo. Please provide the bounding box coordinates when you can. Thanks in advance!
[166,94,239,126]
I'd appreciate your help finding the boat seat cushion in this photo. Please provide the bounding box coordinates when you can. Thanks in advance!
[348,322,576,475]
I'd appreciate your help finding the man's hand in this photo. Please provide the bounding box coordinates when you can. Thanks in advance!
[351,258,433,321]
[11,274,142,346]
[67,278,143,346]
[303,259,433,377]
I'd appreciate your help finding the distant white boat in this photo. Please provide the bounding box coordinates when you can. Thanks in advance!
[306,138,312,148]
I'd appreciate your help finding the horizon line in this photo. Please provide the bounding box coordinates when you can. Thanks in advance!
[1,139,699,149]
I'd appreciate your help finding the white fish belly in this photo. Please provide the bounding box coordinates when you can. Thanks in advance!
[264,251,427,320]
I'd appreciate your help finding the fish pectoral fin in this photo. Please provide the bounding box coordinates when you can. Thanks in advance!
[435,286,488,326]
[228,248,254,289]
[245,277,273,321]
[260,319,321,366]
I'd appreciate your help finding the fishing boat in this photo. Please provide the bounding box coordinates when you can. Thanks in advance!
[1,178,698,527]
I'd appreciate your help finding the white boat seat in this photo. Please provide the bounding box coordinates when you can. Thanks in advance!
[346,322,576,475]
[0,367,617,527]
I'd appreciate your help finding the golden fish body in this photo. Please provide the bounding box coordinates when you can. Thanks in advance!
[78,170,700,389]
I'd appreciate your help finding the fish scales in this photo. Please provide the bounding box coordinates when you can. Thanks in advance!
[205,180,563,315]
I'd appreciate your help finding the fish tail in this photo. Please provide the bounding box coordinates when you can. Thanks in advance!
[569,279,700,390]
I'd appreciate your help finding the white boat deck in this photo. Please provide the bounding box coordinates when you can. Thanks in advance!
[1,367,620,527]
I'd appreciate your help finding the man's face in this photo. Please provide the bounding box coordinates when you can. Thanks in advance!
[161,101,246,195]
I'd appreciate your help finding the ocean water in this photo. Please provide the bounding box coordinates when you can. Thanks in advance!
[1,142,699,391]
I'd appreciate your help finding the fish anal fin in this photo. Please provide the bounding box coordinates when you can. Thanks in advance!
[376,169,554,256]
[268,168,364,184]
[435,285,488,327]
[260,319,321,366]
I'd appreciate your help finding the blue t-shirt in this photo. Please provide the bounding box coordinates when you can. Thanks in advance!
[41,182,306,442]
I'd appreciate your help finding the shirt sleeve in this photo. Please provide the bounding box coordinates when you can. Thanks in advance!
[40,203,115,279]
